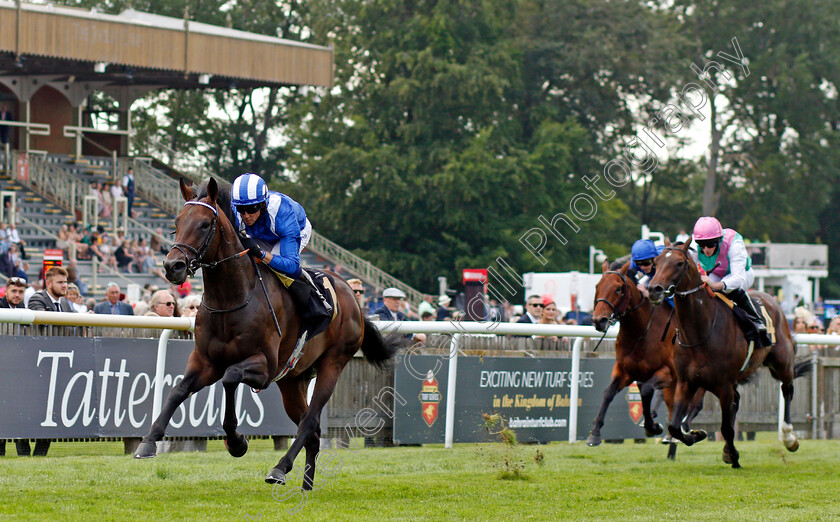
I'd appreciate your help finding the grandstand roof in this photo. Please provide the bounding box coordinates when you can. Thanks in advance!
[0,1,333,90]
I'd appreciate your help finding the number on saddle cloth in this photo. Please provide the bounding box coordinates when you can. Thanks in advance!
[713,292,776,345]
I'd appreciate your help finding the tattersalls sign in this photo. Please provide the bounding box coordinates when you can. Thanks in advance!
[0,337,300,438]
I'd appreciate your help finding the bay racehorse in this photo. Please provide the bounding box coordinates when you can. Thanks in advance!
[589,260,703,458]
[134,177,402,488]
[647,239,808,468]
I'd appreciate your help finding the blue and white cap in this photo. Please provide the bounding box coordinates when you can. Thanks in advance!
[231,173,269,206]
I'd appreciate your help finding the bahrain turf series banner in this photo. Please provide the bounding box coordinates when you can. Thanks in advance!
[0,336,301,438]
[394,354,665,444]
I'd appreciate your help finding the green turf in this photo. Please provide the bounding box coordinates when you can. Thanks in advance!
[2,436,839,520]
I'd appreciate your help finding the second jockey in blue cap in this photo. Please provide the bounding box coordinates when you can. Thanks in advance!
[629,239,664,299]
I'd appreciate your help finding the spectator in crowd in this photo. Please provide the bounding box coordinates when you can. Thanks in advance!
[436,295,454,321]
[347,278,366,308]
[99,182,113,219]
[539,295,560,325]
[66,260,88,296]
[56,224,72,257]
[487,297,506,322]
[113,238,134,272]
[85,297,97,312]
[6,222,26,259]
[0,276,27,309]
[0,277,27,457]
[24,266,75,457]
[28,266,75,313]
[374,287,425,344]
[792,316,808,334]
[150,228,169,256]
[93,282,134,315]
[517,294,543,324]
[418,294,436,319]
[0,102,13,145]
[122,167,136,217]
[180,294,201,317]
[421,311,435,321]
[146,289,177,317]
[66,283,88,313]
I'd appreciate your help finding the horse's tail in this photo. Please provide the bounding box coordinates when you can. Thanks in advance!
[794,358,813,379]
[360,315,403,369]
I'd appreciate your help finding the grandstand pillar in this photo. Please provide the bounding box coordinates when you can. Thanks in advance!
[104,86,159,156]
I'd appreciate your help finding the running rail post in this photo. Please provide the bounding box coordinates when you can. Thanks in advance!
[444,333,460,449]
[152,329,173,419]
[812,349,819,438]
[568,337,584,443]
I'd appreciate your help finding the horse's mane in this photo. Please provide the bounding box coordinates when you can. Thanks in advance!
[194,177,237,227]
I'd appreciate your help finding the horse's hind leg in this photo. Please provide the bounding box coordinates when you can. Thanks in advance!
[221,355,271,458]
[780,381,799,452]
[135,352,220,459]
[587,368,629,446]
[718,385,741,468]
[268,362,346,491]
[640,369,671,437]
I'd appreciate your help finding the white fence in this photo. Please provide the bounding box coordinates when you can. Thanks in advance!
[1,310,837,445]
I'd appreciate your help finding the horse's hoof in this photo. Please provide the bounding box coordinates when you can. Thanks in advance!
[731,461,741,469]
[722,451,732,464]
[586,433,602,447]
[660,434,675,444]
[133,442,157,459]
[225,436,248,458]
[690,430,707,443]
[645,423,664,437]
[265,468,287,485]
[786,439,799,453]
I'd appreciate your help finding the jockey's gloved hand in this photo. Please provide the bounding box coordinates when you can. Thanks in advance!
[239,235,265,259]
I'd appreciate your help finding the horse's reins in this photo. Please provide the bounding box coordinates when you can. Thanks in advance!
[592,270,649,352]
[658,247,719,348]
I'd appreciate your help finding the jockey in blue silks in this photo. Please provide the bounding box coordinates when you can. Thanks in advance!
[231,173,332,340]
[629,239,666,300]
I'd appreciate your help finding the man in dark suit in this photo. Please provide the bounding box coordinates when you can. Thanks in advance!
[374,287,425,344]
[28,266,75,313]
[25,266,75,456]
[0,277,28,458]
[93,282,134,315]
[517,294,543,324]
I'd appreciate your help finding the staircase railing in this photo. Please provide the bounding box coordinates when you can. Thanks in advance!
[306,233,423,305]
[131,159,185,215]
[25,155,87,218]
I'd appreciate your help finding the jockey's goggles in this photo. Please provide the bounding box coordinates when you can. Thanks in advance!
[237,203,262,215]
[696,238,721,249]
[636,259,653,267]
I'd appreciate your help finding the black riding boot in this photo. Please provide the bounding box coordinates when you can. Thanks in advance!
[731,289,770,346]
[286,271,333,340]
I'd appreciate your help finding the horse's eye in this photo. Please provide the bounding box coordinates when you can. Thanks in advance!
[615,288,621,294]
[676,261,684,268]
[200,222,210,230]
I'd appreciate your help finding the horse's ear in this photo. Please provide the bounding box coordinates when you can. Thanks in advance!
[179,177,194,201]
[601,259,610,273]
[620,261,631,275]
[681,236,693,252]
[664,237,672,247]
[207,177,218,203]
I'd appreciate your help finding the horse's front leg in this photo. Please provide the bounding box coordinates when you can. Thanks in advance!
[640,368,671,437]
[586,365,629,446]
[221,354,271,458]
[135,351,220,459]
[667,380,706,447]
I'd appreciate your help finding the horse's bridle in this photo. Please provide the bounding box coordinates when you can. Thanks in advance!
[657,246,706,299]
[657,246,719,348]
[171,201,220,278]
[595,270,645,323]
